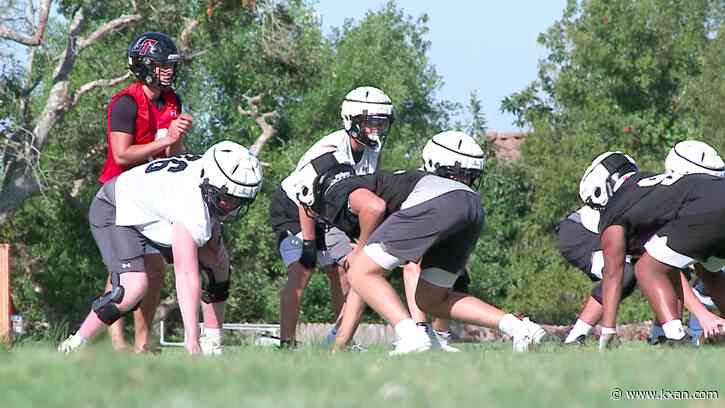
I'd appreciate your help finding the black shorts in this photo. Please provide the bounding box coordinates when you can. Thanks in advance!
[364,190,484,286]
[645,208,725,270]
[558,217,601,281]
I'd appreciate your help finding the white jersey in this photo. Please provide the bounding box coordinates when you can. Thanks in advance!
[114,154,213,247]
[280,129,379,204]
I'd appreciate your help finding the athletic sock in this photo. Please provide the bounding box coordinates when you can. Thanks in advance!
[565,319,593,343]
[498,313,523,337]
[662,319,686,340]
[204,327,222,339]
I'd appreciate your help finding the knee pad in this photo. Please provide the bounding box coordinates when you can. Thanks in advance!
[201,264,230,304]
[92,272,127,325]
[92,301,123,325]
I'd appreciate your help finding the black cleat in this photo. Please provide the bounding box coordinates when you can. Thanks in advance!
[564,334,587,346]
[648,335,667,346]
[663,334,696,348]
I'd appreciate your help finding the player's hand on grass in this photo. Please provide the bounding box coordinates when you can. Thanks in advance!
[185,340,202,355]
[598,327,619,352]
[696,311,725,339]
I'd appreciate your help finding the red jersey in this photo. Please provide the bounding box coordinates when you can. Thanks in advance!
[98,81,180,183]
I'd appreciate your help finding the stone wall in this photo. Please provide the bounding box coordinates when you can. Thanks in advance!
[296,321,659,345]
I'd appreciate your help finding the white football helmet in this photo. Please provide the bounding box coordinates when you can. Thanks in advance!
[422,131,486,188]
[341,86,394,151]
[200,141,263,220]
[579,151,638,209]
[665,140,725,177]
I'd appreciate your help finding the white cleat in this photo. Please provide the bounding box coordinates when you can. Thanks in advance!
[58,333,87,353]
[200,334,224,356]
[389,326,431,356]
[512,318,547,352]
[522,317,547,345]
[425,325,461,353]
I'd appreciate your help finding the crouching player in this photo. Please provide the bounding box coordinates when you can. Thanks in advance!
[578,151,725,349]
[563,141,725,345]
[296,132,546,355]
[59,141,262,355]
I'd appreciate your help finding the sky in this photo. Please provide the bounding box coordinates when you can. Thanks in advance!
[315,0,567,132]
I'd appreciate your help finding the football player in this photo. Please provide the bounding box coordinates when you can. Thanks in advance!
[579,150,725,350]
[58,141,262,355]
[563,141,725,345]
[268,86,394,348]
[296,136,546,355]
[99,31,192,353]
[324,132,479,353]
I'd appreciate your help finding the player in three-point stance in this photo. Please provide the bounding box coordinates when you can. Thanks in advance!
[59,141,262,355]
[296,131,546,355]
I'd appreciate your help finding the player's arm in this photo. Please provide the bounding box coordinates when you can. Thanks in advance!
[171,222,202,354]
[684,265,725,338]
[348,188,386,246]
[297,204,318,269]
[111,131,180,166]
[109,96,181,166]
[600,224,626,342]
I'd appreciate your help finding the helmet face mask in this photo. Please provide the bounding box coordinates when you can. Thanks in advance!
[435,165,484,190]
[200,141,262,221]
[341,87,394,151]
[128,32,181,90]
[200,181,254,220]
[422,131,486,190]
[579,152,638,210]
[349,113,392,150]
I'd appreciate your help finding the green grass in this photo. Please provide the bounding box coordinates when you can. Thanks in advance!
[1,341,723,408]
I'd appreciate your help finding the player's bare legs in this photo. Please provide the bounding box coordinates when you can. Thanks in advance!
[577,296,603,326]
[346,250,410,325]
[77,272,149,341]
[415,279,504,328]
[280,262,313,343]
[634,253,682,324]
[133,253,165,353]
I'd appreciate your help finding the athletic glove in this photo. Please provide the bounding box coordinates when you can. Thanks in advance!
[299,239,317,269]
[598,327,619,352]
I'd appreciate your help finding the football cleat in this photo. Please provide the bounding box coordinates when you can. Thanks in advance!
[425,325,461,353]
[200,334,223,356]
[389,325,431,356]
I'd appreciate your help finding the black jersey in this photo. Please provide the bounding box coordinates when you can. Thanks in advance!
[599,172,725,248]
[322,169,428,237]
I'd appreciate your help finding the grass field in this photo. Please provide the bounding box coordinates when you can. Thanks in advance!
[1,340,723,408]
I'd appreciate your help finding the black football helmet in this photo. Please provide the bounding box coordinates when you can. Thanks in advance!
[128,32,181,89]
